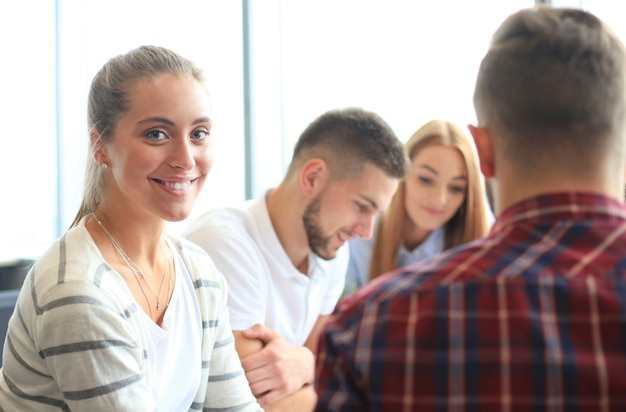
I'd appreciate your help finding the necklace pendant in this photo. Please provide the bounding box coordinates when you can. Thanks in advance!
[157,298,162,310]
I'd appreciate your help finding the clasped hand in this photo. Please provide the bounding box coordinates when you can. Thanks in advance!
[240,324,314,405]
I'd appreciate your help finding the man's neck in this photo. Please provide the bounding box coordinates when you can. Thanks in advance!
[265,185,311,273]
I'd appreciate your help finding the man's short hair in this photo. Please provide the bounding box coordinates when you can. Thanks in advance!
[473,7,626,174]
[289,107,409,180]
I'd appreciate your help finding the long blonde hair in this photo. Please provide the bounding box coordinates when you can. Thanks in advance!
[368,119,490,281]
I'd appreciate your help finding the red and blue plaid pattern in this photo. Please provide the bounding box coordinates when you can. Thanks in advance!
[315,192,626,411]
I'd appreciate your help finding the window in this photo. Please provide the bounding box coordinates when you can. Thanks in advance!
[2,1,624,261]
[0,1,56,261]
[245,0,533,197]
[1,1,244,259]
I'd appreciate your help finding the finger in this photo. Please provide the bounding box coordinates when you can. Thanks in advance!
[249,376,281,397]
[241,345,279,371]
[255,387,290,406]
[242,323,279,343]
[240,323,267,339]
[244,363,274,385]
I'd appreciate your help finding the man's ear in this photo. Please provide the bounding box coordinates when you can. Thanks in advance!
[468,124,495,178]
[298,158,328,196]
[90,129,108,166]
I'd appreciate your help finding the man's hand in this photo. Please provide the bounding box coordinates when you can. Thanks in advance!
[240,324,315,406]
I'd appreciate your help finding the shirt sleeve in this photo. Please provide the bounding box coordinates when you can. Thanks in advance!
[203,271,263,411]
[34,280,155,411]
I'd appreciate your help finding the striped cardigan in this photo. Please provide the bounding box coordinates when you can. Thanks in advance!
[0,218,262,411]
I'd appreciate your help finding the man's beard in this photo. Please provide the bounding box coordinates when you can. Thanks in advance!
[302,195,336,260]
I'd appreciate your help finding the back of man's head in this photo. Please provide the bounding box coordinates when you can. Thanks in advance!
[473,7,626,177]
[288,107,409,181]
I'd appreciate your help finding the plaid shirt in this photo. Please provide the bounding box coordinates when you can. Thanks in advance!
[315,192,626,411]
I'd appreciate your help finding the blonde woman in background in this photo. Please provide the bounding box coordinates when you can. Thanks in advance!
[345,119,491,294]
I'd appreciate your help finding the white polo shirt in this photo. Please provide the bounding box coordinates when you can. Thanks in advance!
[184,193,348,346]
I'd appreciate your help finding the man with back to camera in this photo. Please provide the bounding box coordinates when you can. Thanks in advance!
[184,107,409,410]
[315,6,626,411]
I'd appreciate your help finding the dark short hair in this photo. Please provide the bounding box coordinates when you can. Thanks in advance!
[473,7,626,173]
[289,107,409,180]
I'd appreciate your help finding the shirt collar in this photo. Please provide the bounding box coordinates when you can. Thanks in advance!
[250,190,343,280]
[399,227,444,260]
[491,192,626,235]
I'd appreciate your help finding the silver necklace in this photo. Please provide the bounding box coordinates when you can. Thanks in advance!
[92,213,172,317]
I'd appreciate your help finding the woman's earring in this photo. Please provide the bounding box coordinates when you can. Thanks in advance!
[101,163,108,170]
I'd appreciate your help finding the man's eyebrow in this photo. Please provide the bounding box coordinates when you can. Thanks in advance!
[358,195,379,211]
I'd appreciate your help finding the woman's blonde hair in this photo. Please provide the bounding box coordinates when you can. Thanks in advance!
[368,119,490,281]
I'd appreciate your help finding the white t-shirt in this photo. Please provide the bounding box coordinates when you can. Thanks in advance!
[0,217,261,411]
[184,193,348,346]
[140,242,202,411]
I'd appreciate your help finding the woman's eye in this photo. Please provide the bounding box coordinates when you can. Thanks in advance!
[418,176,432,184]
[191,129,210,141]
[449,185,466,194]
[146,130,166,140]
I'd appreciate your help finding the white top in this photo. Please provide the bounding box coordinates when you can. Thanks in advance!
[141,243,202,411]
[344,226,445,295]
[184,193,349,346]
[0,217,261,411]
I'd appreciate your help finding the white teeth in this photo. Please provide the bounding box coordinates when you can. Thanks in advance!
[164,181,190,190]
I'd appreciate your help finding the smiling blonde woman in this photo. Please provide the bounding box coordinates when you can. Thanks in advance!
[345,119,491,294]
[0,45,261,411]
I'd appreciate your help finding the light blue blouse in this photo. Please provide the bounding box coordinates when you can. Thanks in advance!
[344,226,444,296]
